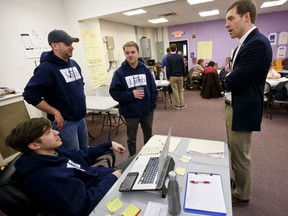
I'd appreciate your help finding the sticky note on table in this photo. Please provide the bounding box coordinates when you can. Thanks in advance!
[175,166,186,176]
[122,204,141,216]
[106,197,123,213]
[180,155,192,163]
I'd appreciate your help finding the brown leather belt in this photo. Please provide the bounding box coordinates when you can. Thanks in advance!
[225,100,232,106]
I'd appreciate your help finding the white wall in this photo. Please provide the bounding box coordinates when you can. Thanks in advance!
[0,0,72,92]
[0,0,169,117]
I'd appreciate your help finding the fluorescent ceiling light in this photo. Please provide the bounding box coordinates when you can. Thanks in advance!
[123,9,146,16]
[260,0,287,8]
[187,0,214,5]
[199,9,219,17]
[148,18,168,24]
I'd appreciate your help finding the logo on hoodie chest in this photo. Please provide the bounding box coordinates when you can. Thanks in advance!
[125,74,147,88]
[67,159,85,171]
[60,66,82,83]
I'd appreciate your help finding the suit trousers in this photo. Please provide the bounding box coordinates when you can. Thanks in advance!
[170,76,185,107]
[225,104,252,200]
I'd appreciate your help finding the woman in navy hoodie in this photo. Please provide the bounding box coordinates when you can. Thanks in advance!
[5,117,126,216]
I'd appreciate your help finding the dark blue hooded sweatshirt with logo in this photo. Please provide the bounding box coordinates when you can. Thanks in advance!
[23,51,86,121]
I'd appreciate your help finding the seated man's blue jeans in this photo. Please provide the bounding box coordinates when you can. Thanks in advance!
[51,117,88,150]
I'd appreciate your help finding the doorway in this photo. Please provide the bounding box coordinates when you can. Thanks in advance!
[169,40,188,72]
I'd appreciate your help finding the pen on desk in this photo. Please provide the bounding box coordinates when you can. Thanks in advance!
[190,180,210,184]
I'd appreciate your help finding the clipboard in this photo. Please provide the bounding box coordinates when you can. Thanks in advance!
[183,172,227,216]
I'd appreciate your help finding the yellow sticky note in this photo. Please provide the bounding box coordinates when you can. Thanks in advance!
[180,155,192,163]
[121,204,141,216]
[106,197,123,213]
[175,166,186,176]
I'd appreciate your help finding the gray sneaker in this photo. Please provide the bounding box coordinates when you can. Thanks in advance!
[173,105,181,110]
[181,104,188,109]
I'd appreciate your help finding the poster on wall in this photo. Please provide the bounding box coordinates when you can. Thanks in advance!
[197,41,212,60]
[278,31,288,45]
[276,45,287,59]
[17,28,50,59]
[81,29,107,89]
[268,32,277,45]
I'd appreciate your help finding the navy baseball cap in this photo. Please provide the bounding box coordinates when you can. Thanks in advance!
[48,29,79,45]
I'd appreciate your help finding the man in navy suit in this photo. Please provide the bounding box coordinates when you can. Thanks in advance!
[223,0,272,205]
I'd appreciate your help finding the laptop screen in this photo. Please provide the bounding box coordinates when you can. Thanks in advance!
[156,127,172,184]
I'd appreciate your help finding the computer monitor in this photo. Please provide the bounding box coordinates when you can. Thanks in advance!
[147,59,155,66]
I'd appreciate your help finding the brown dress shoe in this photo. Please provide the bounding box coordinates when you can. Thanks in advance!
[232,195,250,206]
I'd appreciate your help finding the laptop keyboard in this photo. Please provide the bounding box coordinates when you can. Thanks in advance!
[139,157,159,184]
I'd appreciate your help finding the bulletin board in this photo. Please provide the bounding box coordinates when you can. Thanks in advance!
[268,31,288,59]
[197,41,212,60]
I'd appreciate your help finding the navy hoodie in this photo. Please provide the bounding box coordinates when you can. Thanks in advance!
[15,141,117,216]
[109,60,158,118]
[23,51,86,121]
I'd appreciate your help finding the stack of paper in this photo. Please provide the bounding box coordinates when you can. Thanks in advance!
[187,139,225,158]
[143,202,168,216]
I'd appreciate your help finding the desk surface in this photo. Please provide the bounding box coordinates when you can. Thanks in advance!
[86,95,118,112]
[90,137,232,216]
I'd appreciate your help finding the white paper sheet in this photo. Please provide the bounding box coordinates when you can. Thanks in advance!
[184,172,226,215]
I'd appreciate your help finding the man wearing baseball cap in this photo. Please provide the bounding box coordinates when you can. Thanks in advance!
[23,29,88,150]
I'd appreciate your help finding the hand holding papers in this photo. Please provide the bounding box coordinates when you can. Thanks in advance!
[184,172,227,215]
[187,139,225,158]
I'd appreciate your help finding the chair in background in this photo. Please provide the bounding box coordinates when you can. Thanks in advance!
[0,151,116,216]
[266,81,288,119]
[191,77,201,90]
[157,86,172,109]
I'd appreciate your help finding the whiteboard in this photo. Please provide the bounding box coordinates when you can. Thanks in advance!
[17,28,50,59]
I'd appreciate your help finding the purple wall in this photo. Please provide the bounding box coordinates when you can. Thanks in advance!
[168,11,288,69]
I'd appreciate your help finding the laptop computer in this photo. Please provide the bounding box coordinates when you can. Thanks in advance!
[120,127,175,192]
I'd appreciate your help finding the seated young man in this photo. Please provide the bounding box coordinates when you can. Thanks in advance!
[5,117,128,216]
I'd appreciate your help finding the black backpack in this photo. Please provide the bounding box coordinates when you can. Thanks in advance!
[274,81,288,100]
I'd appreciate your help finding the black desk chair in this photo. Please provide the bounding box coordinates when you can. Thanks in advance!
[0,150,116,216]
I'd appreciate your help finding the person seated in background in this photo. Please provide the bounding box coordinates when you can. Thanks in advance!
[5,117,131,216]
[154,63,165,80]
[189,58,205,89]
[267,64,281,79]
[219,57,232,84]
[202,61,218,76]
[224,57,232,72]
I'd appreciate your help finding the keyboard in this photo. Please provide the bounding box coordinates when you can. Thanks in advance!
[139,157,159,184]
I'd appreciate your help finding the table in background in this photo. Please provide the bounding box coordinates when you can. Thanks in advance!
[86,95,119,140]
[155,80,172,109]
[90,136,232,216]
[266,77,288,89]
[278,70,288,78]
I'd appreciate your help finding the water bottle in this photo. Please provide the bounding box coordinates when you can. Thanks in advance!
[167,171,181,215]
